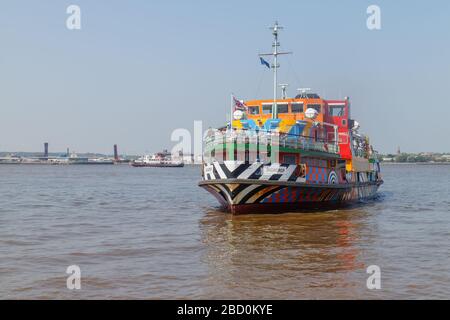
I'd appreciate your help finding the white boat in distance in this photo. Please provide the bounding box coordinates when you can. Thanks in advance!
[131,150,184,168]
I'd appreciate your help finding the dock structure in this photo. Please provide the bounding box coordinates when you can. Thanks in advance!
[0,142,117,165]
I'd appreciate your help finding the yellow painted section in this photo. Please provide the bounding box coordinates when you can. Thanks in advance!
[346,160,353,171]
[232,120,243,129]
[278,118,296,134]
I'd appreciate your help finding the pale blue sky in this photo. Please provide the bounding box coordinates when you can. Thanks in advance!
[1,0,449,154]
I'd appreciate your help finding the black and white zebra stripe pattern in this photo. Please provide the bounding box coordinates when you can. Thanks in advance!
[204,183,285,205]
[202,180,380,206]
[203,161,304,183]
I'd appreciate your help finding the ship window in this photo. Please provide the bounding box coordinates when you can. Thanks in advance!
[262,105,272,114]
[307,104,321,113]
[291,103,304,113]
[329,105,345,116]
[301,157,328,168]
[248,106,260,115]
[277,104,289,114]
[283,155,296,164]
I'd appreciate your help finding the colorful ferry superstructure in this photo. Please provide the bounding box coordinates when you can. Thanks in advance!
[199,22,383,214]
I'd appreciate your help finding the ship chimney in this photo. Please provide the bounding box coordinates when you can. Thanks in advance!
[113,144,119,161]
[44,142,49,158]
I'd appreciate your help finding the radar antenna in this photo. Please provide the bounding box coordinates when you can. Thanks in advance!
[297,88,311,98]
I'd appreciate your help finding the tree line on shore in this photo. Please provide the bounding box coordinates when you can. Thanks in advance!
[379,153,450,163]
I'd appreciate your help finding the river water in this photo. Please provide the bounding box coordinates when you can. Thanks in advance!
[0,164,449,299]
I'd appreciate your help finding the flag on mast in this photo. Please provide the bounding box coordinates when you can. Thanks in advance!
[259,57,270,69]
[232,95,247,111]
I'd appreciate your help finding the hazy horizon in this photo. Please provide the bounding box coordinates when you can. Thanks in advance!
[1,0,449,155]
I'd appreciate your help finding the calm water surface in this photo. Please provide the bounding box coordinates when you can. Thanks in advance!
[0,164,449,299]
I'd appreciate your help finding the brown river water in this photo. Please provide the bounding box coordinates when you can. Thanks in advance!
[0,164,449,299]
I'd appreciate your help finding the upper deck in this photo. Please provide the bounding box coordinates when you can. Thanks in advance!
[244,96,347,124]
[223,95,353,160]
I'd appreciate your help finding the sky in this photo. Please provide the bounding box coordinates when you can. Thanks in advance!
[0,0,449,155]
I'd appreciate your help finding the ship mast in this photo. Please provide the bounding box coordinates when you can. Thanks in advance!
[259,22,292,119]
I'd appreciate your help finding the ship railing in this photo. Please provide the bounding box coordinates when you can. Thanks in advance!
[354,149,367,158]
[204,128,339,154]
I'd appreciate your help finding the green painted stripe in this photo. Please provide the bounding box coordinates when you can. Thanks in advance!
[205,143,340,159]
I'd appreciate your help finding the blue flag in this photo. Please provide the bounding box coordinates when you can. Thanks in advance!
[259,57,270,69]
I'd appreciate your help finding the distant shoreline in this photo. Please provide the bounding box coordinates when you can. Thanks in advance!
[381,162,450,166]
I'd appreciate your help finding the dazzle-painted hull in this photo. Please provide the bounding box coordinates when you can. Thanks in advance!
[199,23,385,214]
[199,179,382,214]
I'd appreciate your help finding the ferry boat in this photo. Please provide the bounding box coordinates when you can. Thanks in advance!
[198,22,383,214]
[131,150,184,168]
